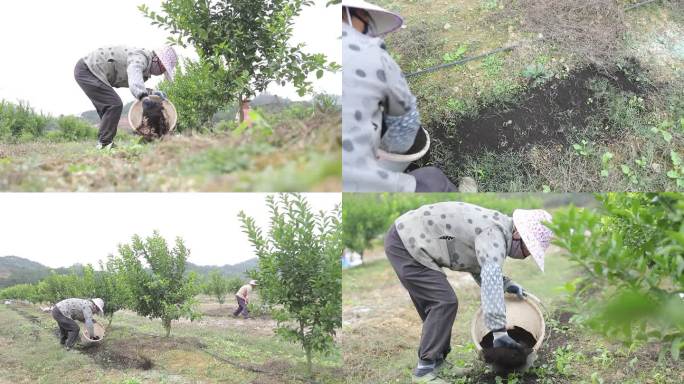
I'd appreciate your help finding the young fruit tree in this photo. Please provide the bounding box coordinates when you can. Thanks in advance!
[115,231,201,337]
[205,270,230,304]
[93,256,132,326]
[140,0,339,127]
[238,194,342,377]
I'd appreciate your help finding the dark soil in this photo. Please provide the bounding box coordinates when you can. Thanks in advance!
[480,326,536,370]
[81,342,155,370]
[467,311,576,384]
[421,63,652,166]
[137,96,170,141]
[80,334,206,371]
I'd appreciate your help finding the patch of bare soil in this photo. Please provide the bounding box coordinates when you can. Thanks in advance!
[420,62,652,167]
[81,334,205,371]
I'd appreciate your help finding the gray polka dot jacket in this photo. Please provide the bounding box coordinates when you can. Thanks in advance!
[342,24,420,192]
[83,46,153,99]
[394,202,519,331]
[55,298,97,337]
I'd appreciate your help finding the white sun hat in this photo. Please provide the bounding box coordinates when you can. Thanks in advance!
[342,0,404,36]
[154,46,178,82]
[512,209,553,272]
[249,280,258,286]
[91,298,105,314]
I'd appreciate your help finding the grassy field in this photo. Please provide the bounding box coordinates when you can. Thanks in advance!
[0,295,342,384]
[376,0,684,192]
[342,245,683,384]
[0,110,341,192]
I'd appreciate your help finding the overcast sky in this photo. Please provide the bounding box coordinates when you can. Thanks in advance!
[0,0,341,116]
[0,193,340,269]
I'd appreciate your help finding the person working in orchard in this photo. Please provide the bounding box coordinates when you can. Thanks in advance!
[51,298,105,350]
[384,202,553,383]
[342,0,473,192]
[233,280,258,319]
[74,45,177,149]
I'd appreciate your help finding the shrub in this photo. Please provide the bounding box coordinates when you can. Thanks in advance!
[0,100,49,141]
[51,116,98,141]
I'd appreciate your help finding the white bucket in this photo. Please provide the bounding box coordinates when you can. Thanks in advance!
[376,127,430,172]
[128,96,178,134]
[471,293,546,371]
[79,322,105,346]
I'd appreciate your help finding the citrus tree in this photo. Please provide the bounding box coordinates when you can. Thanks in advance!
[141,0,339,126]
[115,231,201,337]
[550,193,684,360]
[239,194,342,377]
[205,270,230,304]
[0,283,38,302]
[92,256,132,326]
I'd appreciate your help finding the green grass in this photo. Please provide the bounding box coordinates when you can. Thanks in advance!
[0,109,341,192]
[0,298,342,384]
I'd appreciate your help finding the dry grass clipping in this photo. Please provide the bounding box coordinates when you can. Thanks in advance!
[518,0,627,68]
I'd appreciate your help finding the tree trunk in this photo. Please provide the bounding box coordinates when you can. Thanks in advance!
[163,318,171,337]
[300,320,313,379]
[305,345,313,379]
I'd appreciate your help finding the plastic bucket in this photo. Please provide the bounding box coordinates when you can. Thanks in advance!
[376,127,430,172]
[128,96,178,134]
[470,293,545,371]
[79,322,105,346]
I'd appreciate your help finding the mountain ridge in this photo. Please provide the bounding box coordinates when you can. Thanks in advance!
[0,255,257,289]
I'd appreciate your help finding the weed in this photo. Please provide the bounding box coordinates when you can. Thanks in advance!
[443,45,468,63]
[480,0,500,11]
[590,371,605,384]
[119,379,142,384]
[600,152,614,177]
[650,120,676,144]
[666,150,684,188]
[482,54,505,78]
[620,164,640,185]
[522,63,554,87]
[591,346,614,368]
[553,344,580,376]
[573,140,591,156]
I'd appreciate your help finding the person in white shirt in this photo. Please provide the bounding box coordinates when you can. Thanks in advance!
[233,280,258,319]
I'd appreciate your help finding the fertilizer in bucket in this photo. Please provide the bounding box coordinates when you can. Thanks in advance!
[471,294,546,372]
[137,96,170,140]
[479,326,536,370]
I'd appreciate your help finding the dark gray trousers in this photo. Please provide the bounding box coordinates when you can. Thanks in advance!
[409,167,457,192]
[233,296,249,318]
[52,307,80,348]
[74,59,123,145]
[385,224,459,362]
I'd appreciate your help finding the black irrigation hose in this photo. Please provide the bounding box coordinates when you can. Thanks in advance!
[405,44,519,79]
[404,0,664,79]
[624,0,661,11]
